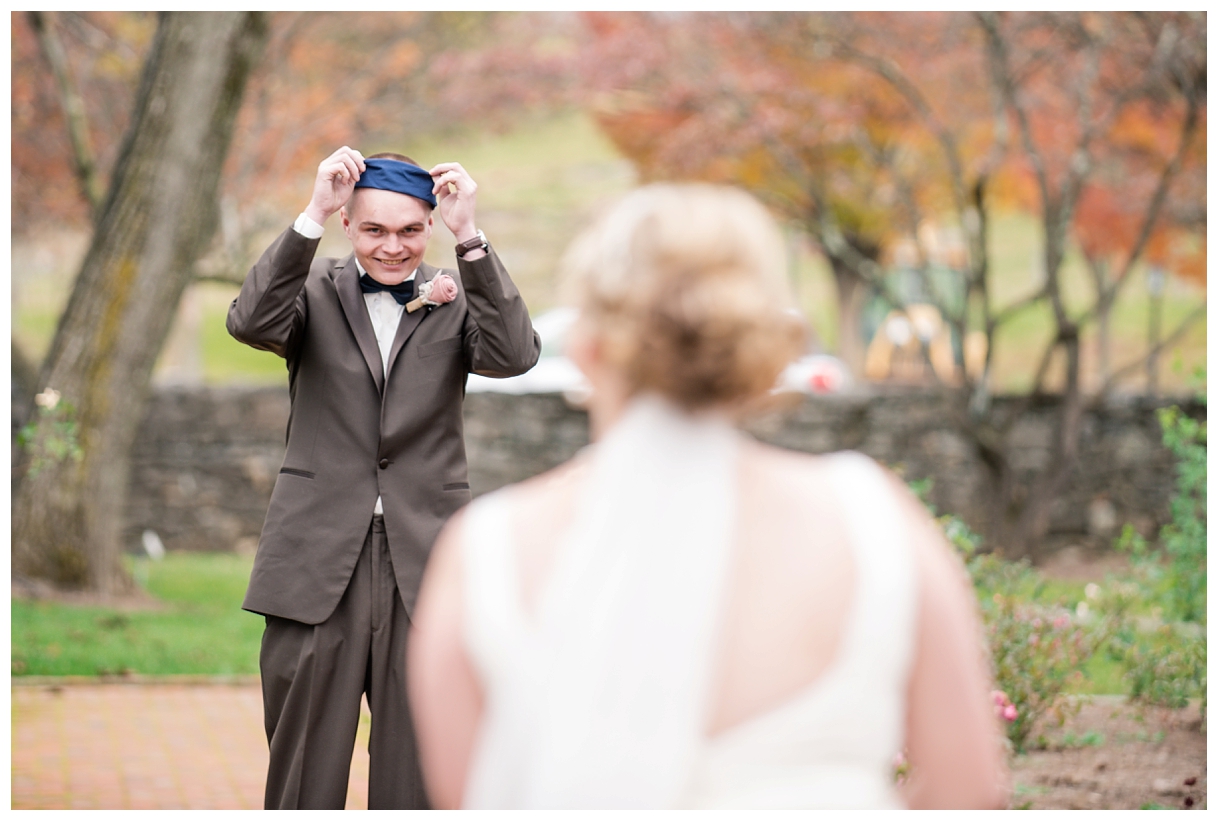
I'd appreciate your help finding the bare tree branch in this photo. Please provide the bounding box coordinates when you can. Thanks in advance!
[991,287,1048,329]
[978,12,1052,210]
[979,12,1115,343]
[827,37,971,221]
[977,11,1075,336]
[1069,60,1201,333]
[1028,336,1062,397]
[27,11,103,216]
[1099,304,1206,393]
[1095,85,1201,308]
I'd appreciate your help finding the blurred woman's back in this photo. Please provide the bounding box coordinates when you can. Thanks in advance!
[409,184,1009,809]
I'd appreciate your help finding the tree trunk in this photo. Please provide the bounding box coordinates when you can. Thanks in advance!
[1097,302,1111,387]
[1086,257,1113,387]
[831,263,867,375]
[12,12,267,593]
[825,237,880,377]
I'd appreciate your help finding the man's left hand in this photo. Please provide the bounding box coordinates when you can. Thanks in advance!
[430,163,483,258]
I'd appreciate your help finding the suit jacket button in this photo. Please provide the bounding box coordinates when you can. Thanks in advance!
[378,458,389,469]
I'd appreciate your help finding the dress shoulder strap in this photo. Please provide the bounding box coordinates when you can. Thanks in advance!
[460,490,527,681]
[827,452,919,687]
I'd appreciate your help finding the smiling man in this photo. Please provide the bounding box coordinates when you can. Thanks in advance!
[227,146,539,810]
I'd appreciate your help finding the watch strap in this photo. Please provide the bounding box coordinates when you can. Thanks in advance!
[455,229,488,258]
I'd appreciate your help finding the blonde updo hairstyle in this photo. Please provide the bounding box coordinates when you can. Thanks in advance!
[562,184,806,413]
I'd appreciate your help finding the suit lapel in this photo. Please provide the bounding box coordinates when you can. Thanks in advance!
[386,262,435,378]
[334,257,385,394]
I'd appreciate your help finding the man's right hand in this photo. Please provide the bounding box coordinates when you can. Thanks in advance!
[304,146,366,226]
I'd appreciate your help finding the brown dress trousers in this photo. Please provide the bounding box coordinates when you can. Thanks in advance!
[259,515,428,809]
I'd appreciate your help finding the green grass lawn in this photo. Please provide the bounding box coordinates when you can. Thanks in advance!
[11,552,263,677]
[11,547,1161,695]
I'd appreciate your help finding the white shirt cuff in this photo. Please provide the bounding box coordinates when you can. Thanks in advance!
[293,212,325,239]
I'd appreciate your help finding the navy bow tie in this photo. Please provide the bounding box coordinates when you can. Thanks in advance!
[359,273,414,305]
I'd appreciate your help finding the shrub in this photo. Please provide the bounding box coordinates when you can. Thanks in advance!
[1118,624,1206,711]
[929,505,1111,752]
[1155,402,1206,624]
[981,594,1106,752]
[1111,382,1206,716]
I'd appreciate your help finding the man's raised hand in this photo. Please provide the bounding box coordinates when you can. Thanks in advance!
[430,162,480,245]
[305,147,366,226]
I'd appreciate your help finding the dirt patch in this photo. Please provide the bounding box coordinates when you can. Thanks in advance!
[11,575,165,612]
[1009,697,1206,809]
[1034,544,1133,582]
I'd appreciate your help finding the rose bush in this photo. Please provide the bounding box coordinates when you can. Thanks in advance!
[981,595,1104,752]
[930,503,1112,752]
[912,411,1206,755]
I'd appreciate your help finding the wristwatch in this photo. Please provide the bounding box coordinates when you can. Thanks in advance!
[455,229,488,258]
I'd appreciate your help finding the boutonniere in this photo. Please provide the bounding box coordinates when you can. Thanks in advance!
[406,274,458,314]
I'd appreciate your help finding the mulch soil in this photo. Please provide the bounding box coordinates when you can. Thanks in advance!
[1008,697,1206,810]
[1011,546,1206,811]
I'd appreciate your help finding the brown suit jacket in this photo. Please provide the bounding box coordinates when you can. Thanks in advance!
[227,226,540,624]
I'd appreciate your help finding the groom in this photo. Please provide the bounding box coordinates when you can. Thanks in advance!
[227,146,539,809]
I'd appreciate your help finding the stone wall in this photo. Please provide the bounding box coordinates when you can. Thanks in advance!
[742,390,1193,547]
[124,386,1201,555]
[125,387,292,555]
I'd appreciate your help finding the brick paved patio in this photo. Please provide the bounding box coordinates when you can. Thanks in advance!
[11,679,372,810]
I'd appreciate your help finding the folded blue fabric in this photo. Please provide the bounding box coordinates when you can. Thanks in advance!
[355,158,437,208]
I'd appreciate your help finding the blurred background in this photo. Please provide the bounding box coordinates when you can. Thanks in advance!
[10,13,1207,809]
[13,11,1204,395]
[11,8,1208,576]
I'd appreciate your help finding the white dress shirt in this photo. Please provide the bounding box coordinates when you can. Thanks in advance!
[294,212,415,516]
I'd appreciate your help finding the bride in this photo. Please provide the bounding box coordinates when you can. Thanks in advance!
[408,184,1008,809]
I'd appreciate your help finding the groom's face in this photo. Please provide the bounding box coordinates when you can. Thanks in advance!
[341,188,434,285]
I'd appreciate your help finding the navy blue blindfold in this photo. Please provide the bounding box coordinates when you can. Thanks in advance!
[354,158,437,208]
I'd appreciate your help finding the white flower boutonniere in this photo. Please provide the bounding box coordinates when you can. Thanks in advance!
[406,274,458,314]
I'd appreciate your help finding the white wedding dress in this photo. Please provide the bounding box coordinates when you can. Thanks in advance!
[459,396,917,809]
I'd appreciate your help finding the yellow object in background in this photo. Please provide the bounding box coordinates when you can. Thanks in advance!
[864,304,960,384]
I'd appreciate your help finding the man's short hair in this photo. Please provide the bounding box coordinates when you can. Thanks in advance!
[367,151,421,167]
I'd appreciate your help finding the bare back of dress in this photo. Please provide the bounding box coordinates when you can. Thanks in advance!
[459,396,917,809]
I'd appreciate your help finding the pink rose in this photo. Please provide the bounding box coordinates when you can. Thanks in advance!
[425,274,458,305]
[992,690,1019,722]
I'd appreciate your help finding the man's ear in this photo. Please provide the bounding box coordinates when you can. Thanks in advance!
[339,206,356,241]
